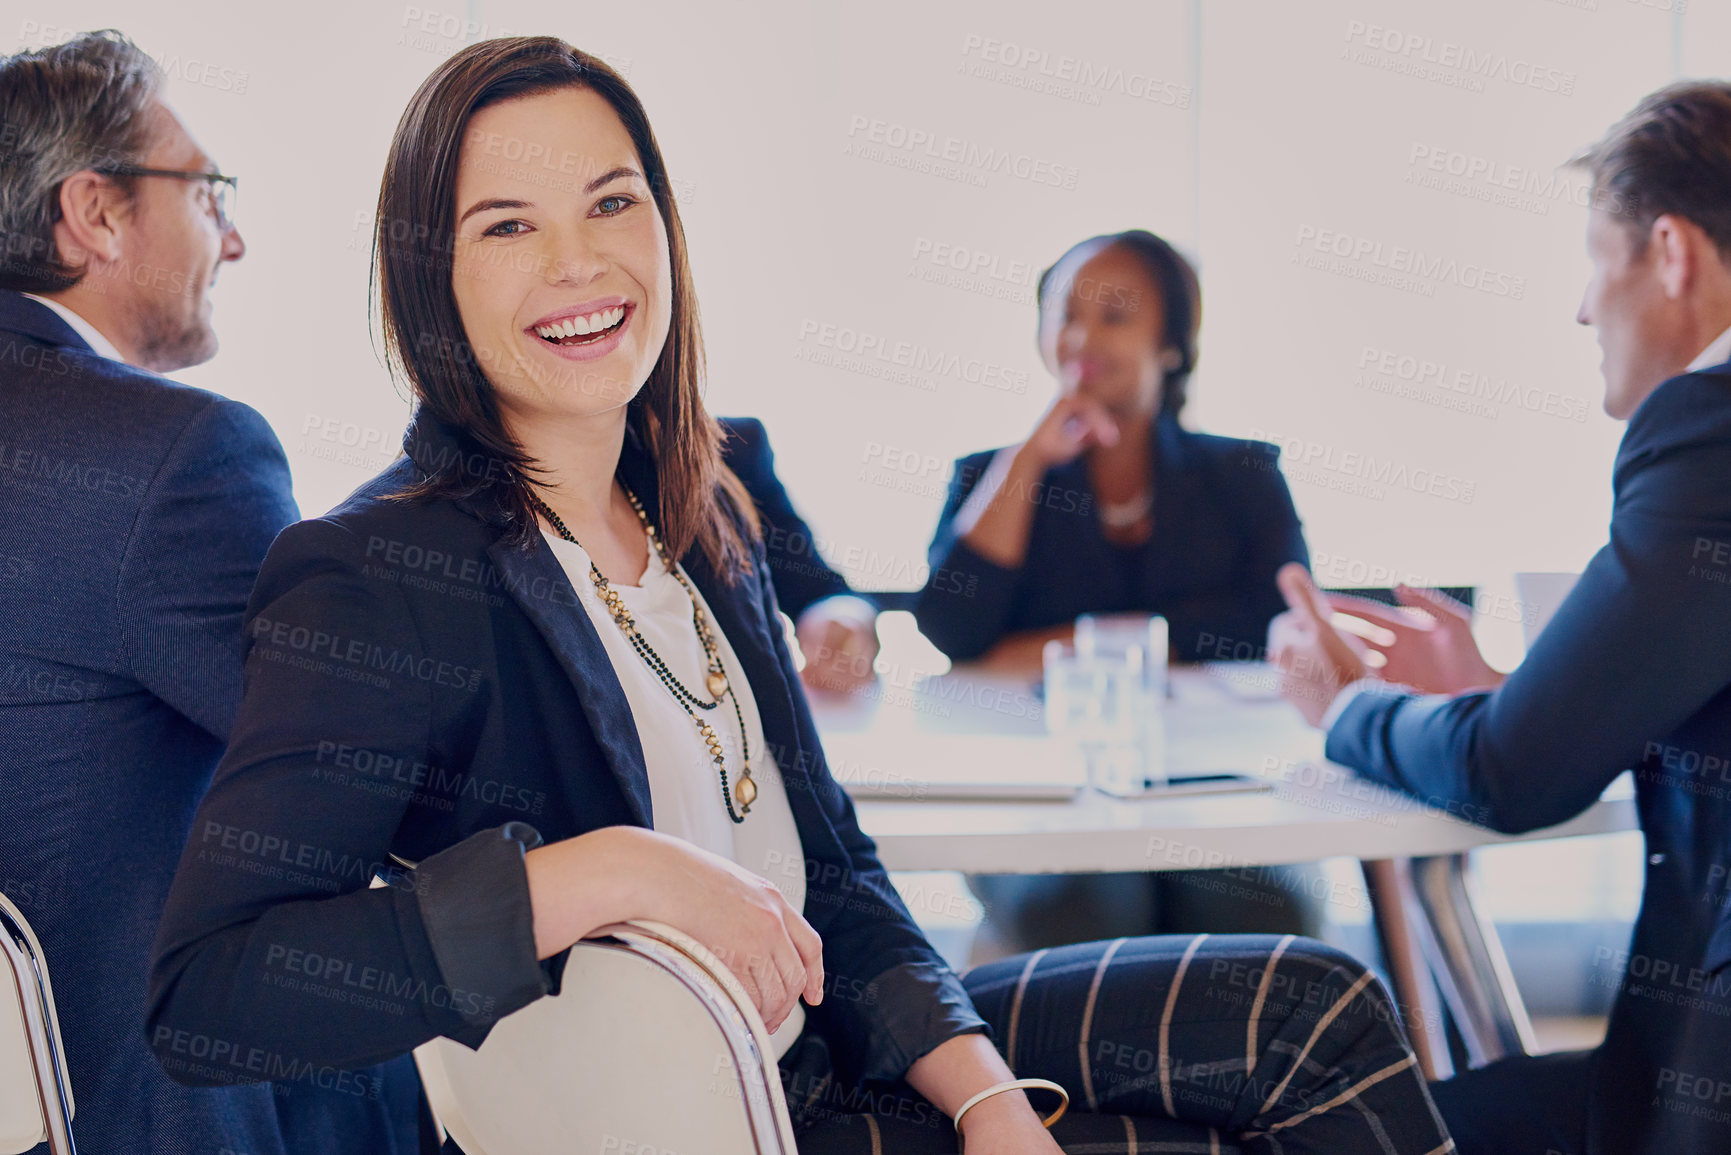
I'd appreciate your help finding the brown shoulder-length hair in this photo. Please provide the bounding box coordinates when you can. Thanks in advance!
[372,36,757,576]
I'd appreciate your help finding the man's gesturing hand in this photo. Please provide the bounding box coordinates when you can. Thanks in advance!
[1267,562,1370,727]
[1324,583,1504,696]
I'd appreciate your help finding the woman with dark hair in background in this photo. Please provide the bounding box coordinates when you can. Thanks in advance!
[145,39,1448,1154]
[915,230,1308,666]
[919,233,1321,953]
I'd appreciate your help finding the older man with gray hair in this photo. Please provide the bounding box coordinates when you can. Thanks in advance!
[0,30,418,1154]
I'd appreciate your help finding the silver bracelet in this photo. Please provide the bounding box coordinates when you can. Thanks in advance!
[951,1077,1069,1134]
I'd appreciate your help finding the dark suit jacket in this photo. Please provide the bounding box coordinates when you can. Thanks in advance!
[719,416,855,620]
[0,291,416,1154]
[146,409,985,1097]
[1326,359,1731,1155]
[914,415,1309,661]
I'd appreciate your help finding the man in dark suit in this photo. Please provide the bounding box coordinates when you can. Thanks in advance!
[1271,81,1731,1155]
[0,32,415,1154]
[720,416,883,694]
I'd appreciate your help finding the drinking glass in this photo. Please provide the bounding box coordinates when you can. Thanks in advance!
[1074,614,1168,787]
[1043,638,1145,791]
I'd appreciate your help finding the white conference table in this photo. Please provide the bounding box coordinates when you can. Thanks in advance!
[807,661,1637,1078]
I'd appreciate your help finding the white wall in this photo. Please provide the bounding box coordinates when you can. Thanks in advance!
[10,0,1704,667]
[1196,0,1684,664]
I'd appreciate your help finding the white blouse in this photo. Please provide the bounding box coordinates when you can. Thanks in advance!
[542,528,808,1056]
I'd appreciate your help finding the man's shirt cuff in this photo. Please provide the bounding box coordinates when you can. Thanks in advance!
[1320,678,1379,731]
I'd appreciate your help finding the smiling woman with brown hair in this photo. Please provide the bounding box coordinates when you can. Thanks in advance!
[144,36,1448,1154]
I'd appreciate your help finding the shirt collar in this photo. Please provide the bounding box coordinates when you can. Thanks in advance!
[19,293,126,363]
[1686,323,1731,373]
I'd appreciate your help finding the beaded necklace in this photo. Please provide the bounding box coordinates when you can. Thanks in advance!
[530,486,755,823]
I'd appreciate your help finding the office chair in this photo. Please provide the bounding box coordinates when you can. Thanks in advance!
[414,919,799,1155]
[0,891,75,1154]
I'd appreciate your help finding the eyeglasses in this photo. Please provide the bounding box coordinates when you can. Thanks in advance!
[95,166,239,231]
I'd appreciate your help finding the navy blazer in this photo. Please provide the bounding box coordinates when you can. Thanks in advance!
[914,416,1309,661]
[1326,360,1731,1154]
[719,416,855,620]
[146,409,985,1096]
[0,291,416,1155]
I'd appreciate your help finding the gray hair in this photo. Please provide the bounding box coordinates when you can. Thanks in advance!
[0,30,163,293]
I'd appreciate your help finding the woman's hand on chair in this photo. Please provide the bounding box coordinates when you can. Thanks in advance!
[655,836,826,1032]
[526,826,824,1031]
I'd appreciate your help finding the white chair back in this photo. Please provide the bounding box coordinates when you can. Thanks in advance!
[414,919,799,1155]
[0,892,75,1154]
